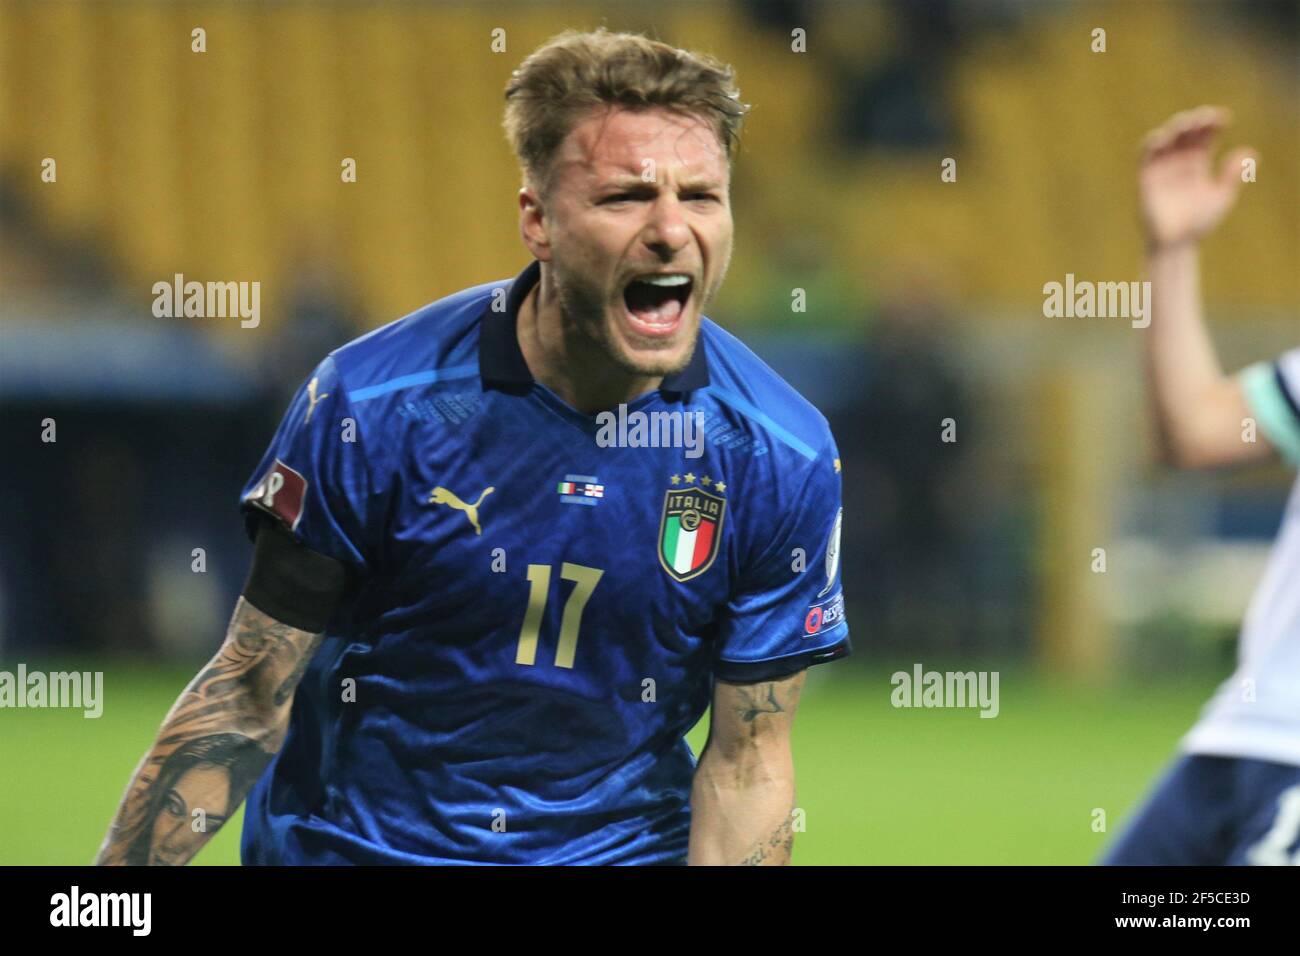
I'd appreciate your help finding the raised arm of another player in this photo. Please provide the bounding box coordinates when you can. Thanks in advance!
[1139,105,1270,471]
[95,520,346,865]
[688,670,805,866]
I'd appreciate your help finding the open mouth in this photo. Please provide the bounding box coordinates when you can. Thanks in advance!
[622,273,693,337]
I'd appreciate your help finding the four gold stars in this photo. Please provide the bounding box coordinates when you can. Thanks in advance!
[670,472,727,492]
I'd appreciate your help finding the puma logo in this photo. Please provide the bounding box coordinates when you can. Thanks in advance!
[428,485,494,535]
[305,376,329,423]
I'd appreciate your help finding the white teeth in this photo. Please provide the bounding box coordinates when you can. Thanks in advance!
[635,274,690,287]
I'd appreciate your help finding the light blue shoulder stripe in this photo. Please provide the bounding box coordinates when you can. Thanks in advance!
[347,363,480,403]
[707,385,819,461]
[1242,361,1300,467]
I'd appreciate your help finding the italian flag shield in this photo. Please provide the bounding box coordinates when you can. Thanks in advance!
[658,487,726,581]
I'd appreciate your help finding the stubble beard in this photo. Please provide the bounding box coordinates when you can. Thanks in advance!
[551,260,700,379]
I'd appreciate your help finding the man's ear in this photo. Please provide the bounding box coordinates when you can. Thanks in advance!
[518,185,552,261]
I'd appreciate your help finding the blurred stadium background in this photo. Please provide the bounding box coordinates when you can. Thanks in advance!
[1,0,1296,864]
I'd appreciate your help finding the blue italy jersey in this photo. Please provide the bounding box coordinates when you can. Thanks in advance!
[237,260,851,864]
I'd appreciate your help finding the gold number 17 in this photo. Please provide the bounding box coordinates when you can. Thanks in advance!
[515,562,605,669]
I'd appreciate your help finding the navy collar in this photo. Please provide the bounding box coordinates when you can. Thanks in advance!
[478,260,710,395]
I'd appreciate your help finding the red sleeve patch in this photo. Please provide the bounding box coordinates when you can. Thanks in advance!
[244,459,308,531]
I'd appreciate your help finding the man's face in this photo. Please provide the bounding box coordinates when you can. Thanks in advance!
[149,765,230,866]
[522,106,734,378]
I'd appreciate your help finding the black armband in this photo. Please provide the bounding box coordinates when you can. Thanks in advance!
[242,516,350,632]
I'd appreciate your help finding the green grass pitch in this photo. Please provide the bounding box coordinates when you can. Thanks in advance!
[0,664,1221,864]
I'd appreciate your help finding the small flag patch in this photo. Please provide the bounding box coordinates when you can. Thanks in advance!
[558,474,603,506]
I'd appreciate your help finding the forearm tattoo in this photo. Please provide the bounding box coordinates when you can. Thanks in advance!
[740,806,797,866]
[95,598,322,865]
[705,673,805,865]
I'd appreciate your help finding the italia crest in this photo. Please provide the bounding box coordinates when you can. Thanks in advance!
[658,475,726,581]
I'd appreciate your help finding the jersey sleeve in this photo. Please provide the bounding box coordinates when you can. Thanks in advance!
[239,355,373,572]
[1240,348,1300,467]
[713,435,851,682]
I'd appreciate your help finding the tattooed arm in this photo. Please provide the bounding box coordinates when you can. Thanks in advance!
[688,670,805,865]
[94,596,324,865]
